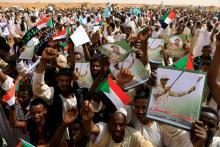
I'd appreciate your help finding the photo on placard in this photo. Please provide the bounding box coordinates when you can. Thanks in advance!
[110,53,150,90]
[146,67,206,130]
[74,62,93,88]
[99,40,131,63]
[164,35,188,58]
[148,38,165,63]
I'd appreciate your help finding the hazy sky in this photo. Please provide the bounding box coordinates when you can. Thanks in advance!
[2,0,220,6]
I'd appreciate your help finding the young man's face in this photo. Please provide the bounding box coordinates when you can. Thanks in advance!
[57,75,72,93]
[133,98,148,124]
[107,26,113,35]
[69,123,83,142]
[202,47,211,56]
[90,61,101,78]
[17,91,31,109]
[200,111,219,139]
[109,113,126,143]
[30,104,47,124]
[125,27,132,36]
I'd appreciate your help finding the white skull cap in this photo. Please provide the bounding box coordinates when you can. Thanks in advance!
[116,107,127,117]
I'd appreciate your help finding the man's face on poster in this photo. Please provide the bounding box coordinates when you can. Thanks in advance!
[160,78,169,86]
[111,45,120,54]
[174,38,181,46]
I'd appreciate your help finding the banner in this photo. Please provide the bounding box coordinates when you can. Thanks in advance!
[35,29,54,56]
[21,26,40,45]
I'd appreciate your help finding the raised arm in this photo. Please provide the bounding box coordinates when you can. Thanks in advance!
[0,70,14,91]
[80,100,100,137]
[32,48,58,102]
[207,33,220,105]
[49,108,78,147]
[82,44,91,61]
[9,105,26,128]
[169,86,196,97]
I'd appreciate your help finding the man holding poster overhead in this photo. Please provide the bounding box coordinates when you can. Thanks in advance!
[153,75,196,109]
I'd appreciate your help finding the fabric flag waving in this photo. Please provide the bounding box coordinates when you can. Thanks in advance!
[17,139,35,147]
[159,10,176,29]
[2,80,20,106]
[130,8,141,16]
[173,54,194,70]
[60,42,68,52]
[20,37,39,60]
[36,17,53,30]
[21,26,40,45]
[97,76,131,109]
[21,17,53,45]
[104,5,111,18]
[53,27,70,41]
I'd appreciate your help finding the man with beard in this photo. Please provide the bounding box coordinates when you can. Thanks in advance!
[32,48,84,140]
[80,100,153,147]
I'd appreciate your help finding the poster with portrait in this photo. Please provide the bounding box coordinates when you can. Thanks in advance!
[74,62,93,88]
[146,67,206,130]
[110,53,150,90]
[148,38,165,63]
[164,35,187,58]
[99,40,132,63]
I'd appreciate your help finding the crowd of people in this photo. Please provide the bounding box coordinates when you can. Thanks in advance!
[0,3,220,147]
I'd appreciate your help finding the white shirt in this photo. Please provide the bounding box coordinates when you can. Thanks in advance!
[33,72,77,139]
[125,105,163,147]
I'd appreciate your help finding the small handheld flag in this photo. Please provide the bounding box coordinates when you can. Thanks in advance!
[17,139,35,147]
[173,54,194,70]
[2,80,19,106]
[159,10,176,29]
[104,5,111,18]
[36,17,53,30]
[97,76,131,109]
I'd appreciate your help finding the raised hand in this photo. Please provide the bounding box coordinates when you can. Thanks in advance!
[73,68,80,81]
[191,121,207,147]
[117,68,134,87]
[42,47,58,60]
[137,26,152,42]
[80,100,95,121]
[63,108,78,125]
[189,86,196,94]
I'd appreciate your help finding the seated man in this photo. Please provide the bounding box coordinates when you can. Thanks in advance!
[80,100,153,147]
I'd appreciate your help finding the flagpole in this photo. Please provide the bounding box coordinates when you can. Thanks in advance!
[170,70,184,88]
